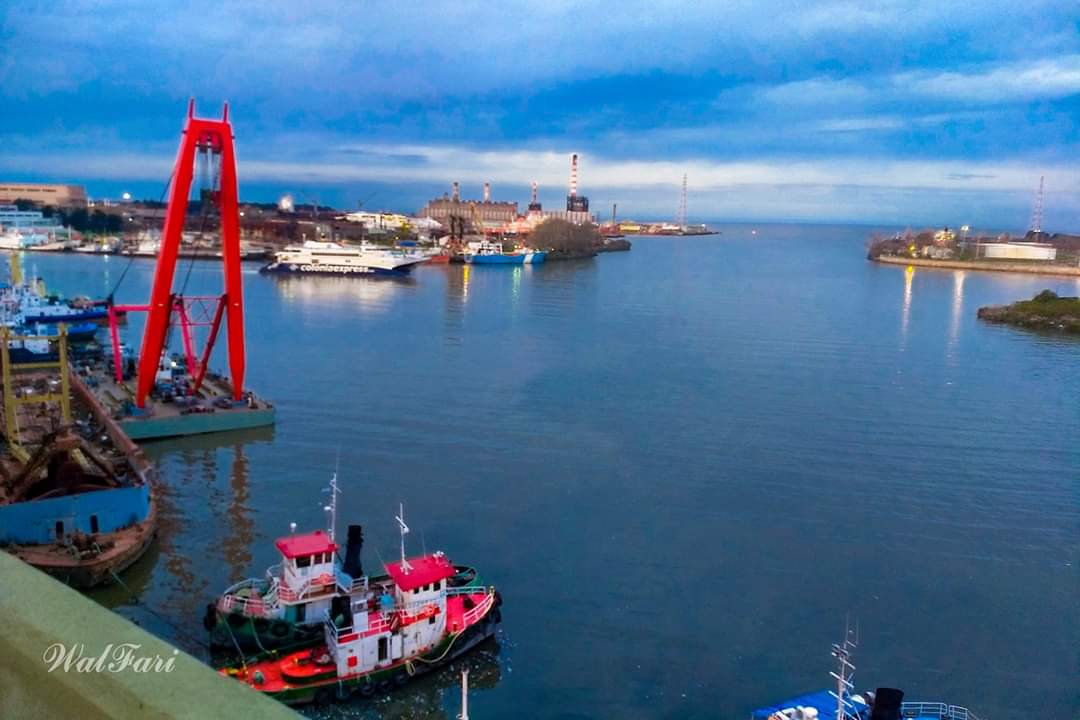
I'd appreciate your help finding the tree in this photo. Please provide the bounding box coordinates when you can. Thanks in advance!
[526,219,601,253]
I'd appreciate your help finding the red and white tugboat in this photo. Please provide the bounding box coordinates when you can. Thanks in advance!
[220,504,501,705]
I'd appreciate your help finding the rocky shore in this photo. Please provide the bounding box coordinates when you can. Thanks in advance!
[977,290,1080,333]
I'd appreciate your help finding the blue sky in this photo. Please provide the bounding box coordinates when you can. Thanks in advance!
[2,1,1079,228]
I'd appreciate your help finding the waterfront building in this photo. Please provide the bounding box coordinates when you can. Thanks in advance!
[0,183,87,208]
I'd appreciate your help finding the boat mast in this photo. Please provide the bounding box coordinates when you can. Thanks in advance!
[395,503,412,572]
[324,471,340,544]
[830,619,858,720]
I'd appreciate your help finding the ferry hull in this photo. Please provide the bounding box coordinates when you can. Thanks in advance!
[260,261,421,277]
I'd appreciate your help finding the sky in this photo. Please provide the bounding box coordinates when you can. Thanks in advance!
[2,1,1079,228]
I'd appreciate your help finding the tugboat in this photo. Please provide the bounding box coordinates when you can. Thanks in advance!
[205,475,485,656]
[751,628,986,720]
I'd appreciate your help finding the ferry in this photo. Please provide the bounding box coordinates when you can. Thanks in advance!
[463,240,546,265]
[204,477,481,654]
[217,487,501,706]
[261,241,427,276]
[752,631,985,720]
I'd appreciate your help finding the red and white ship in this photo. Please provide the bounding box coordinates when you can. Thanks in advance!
[220,504,501,706]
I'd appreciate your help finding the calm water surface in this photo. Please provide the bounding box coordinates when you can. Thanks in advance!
[29,225,1077,719]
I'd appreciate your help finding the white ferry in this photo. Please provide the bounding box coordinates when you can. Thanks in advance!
[261,241,427,276]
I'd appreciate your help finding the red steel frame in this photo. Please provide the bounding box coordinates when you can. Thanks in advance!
[117,100,246,408]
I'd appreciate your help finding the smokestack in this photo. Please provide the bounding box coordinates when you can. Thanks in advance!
[483,182,491,202]
[869,688,904,720]
[342,524,364,578]
[569,154,578,198]
[531,180,538,205]
[452,181,460,202]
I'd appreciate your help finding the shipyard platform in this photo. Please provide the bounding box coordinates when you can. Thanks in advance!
[83,367,275,441]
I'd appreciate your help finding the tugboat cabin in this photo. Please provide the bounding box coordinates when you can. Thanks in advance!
[275,530,339,621]
[325,552,458,678]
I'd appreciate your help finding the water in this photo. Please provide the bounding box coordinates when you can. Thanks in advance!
[26,225,1078,719]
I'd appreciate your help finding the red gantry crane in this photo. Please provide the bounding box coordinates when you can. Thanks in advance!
[108,100,246,408]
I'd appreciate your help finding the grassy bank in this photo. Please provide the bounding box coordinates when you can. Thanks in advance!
[977,290,1080,333]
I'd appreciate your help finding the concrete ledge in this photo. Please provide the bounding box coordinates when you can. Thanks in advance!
[872,254,1080,276]
[0,551,298,719]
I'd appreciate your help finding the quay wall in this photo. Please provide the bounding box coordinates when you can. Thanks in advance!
[872,254,1080,277]
[0,550,299,719]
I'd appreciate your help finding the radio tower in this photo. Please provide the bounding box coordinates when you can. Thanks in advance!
[1029,175,1044,235]
[676,173,688,229]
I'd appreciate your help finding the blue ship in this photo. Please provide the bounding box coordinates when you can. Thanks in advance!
[752,633,985,720]
[463,240,546,265]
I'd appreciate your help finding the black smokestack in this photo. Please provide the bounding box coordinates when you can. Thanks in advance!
[870,688,904,720]
[343,524,364,578]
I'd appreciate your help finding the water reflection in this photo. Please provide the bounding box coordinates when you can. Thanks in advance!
[947,271,966,362]
[900,265,914,345]
[270,275,415,314]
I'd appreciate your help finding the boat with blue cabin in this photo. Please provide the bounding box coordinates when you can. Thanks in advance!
[463,240,546,265]
[261,241,427,276]
[752,631,985,720]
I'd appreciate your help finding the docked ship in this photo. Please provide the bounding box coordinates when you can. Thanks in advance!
[753,631,985,720]
[2,255,113,324]
[217,489,501,706]
[205,478,482,654]
[0,336,157,588]
[261,241,427,276]
[463,240,546,265]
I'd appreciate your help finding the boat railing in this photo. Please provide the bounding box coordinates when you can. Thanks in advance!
[216,578,279,618]
[335,568,368,595]
[461,587,496,628]
[901,702,983,720]
[278,571,336,603]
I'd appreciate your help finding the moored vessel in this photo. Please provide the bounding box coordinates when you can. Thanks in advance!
[216,491,501,705]
[261,241,427,276]
[463,240,545,265]
[752,630,986,720]
[0,331,157,588]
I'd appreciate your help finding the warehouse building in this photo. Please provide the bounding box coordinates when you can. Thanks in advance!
[0,183,88,208]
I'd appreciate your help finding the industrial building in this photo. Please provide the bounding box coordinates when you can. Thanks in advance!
[419,182,519,228]
[0,183,87,208]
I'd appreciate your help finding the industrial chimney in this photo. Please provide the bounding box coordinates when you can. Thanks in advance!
[569,154,578,198]
[566,154,589,213]
[452,181,460,203]
[528,180,542,212]
[483,182,491,202]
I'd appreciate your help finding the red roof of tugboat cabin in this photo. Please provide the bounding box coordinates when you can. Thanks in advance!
[385,553,456,591]
[274,530,338,559]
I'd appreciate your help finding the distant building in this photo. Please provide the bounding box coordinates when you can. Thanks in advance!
[933,227,956,244]
[0,183,87,208]
[977,242,1057,261]
[419,197,519,228]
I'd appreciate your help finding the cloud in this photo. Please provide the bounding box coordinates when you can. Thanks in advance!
[898,56,1080,102]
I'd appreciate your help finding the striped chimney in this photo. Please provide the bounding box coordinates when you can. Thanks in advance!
[531,180,538,204]
[569,154,578,197]
[451,181,460,202]
[483,182,491,202]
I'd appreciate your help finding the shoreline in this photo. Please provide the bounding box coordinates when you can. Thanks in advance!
[871,254,1080,277]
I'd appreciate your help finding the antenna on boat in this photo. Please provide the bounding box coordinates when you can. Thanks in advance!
[395,503,411,573]
[457,669,469,720]
[830,617,859,720]
[323,470,340,544]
